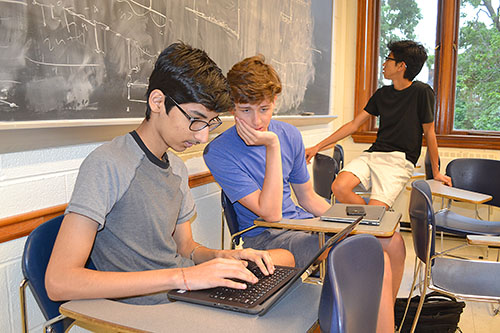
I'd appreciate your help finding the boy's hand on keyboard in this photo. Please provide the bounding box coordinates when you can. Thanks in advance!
[183,258,259,290]
[218,248,275,277]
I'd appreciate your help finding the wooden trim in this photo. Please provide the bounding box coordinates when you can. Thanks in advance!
[188,171,215,188]
[353,131,500,150]
[354,0,380,132]
[434,0,460,134]
[0,205,67,244]
[352,0,500,149]
[0,171,215,244]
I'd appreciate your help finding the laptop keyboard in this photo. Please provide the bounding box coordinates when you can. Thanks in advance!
[208,261,295,307]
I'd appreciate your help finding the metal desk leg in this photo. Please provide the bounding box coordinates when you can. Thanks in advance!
[319,232,326,281]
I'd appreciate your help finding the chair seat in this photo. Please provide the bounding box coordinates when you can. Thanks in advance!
[435,209,500,236]
[432,257,500,299]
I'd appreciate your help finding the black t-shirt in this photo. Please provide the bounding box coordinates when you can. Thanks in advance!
[364,81,435,165]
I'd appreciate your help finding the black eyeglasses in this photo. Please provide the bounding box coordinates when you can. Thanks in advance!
[166,95,222,132]
[385,56,407,68]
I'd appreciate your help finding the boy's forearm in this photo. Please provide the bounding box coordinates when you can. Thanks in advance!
[315,121,360,151]
[259,139,283,221]
[46,266,184,301]
[423,123,441,174]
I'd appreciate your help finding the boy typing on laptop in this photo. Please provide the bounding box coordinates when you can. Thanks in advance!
[45,43,294,306]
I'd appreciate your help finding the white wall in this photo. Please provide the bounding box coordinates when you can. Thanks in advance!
[1,0,499,331]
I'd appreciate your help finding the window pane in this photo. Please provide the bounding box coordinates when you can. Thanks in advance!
[378,1,438,88]
[454,0,500,132]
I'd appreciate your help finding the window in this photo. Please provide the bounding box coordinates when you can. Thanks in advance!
[353,0,500,150]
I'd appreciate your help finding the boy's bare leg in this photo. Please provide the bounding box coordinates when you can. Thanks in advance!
[377,252,395,333]
[368,201,406,302]
[378,233,406,300]
[331,171,366,204]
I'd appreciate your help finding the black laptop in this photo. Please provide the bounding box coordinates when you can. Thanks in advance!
[167,216,363,315]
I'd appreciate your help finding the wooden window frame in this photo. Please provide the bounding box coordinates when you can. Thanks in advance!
[352,0,500,150]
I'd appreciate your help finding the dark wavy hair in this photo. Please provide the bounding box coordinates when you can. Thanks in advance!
[227,54,282,104]
[145,42,233,119]
[388,40,428,81]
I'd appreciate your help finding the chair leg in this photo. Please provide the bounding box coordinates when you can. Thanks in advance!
[42,314,66,333]
[221,212,225,249]
[318,232,326,281]
[410,272,429,333]
[19,278,28,333]
[410,226,434,333]
[491,302,500,316]
[440,231,444,253]
[397,259,421,333]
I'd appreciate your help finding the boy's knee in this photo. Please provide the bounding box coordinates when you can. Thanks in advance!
[379,232,406,258]
[331,179,347,198]
[269,248,295,267]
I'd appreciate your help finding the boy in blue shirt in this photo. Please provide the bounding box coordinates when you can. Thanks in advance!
[204,55,398,332]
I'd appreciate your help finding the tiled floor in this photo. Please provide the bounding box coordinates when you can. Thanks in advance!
[398,231,500,333]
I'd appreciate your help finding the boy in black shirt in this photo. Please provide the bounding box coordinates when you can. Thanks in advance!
[305,41,451,329]
[306,40,451,207]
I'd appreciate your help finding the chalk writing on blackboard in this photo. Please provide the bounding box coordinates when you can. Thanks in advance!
[0,0,332,122]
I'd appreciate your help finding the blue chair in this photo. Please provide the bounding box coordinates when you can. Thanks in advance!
[402,180,500,333]
[333,144,344,170]
[446,158,500,210]
[313,153,339,201]
[20,215,94,333]
[433,158,500,237]
[318,234,384,333]
[221,191,257,249]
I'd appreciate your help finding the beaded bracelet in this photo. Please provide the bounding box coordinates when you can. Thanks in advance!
[181,268,190,291]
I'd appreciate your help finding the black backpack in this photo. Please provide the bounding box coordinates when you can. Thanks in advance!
[395,292,466,333]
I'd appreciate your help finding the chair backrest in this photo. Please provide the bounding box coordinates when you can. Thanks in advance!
[318,234,384,333]
[22,215,95,333]
[313,153,339,201]
[221,191,240,239]
[424,150,440,180]
[446,158,500,208]
[409,180,436,263]
[333,144,344,170]
[22,215,70,332]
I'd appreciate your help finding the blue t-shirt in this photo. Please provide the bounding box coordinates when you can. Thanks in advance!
[203,120,313,238]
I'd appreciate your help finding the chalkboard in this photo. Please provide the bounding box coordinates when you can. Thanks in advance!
[0,0,332,122]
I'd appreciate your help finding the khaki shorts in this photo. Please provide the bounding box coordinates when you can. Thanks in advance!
[340,151,414,207]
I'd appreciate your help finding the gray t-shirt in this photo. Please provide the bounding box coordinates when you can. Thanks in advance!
[66,131,196,304]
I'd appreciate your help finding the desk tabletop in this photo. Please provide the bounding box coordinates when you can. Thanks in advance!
[467,235,500,247]
[60,282,321,333]
[407,179,492,204]
[254,211,401,238]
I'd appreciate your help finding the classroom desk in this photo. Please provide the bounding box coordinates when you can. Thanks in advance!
[59,282,321,333]
[407,179,493,204]
[254,210,401,238]
[255,211,401,281]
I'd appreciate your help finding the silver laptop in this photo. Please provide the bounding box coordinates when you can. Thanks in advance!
[320,203,385,226]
